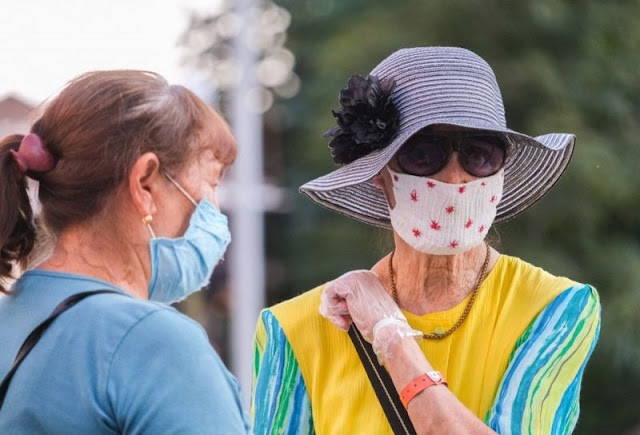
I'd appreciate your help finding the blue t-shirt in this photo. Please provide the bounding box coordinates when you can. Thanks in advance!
[0,270,249,434]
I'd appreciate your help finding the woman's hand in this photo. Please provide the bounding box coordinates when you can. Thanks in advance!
[321,270,497,434]
[320,270,422,363]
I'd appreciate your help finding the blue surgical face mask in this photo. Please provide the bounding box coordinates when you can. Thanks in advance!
[147,174,231,304]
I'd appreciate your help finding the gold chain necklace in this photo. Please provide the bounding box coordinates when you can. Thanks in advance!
[388,241,490,340]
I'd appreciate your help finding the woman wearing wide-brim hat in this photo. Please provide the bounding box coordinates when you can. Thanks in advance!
[251,47,600,434]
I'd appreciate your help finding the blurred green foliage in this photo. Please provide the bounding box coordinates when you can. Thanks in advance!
[186,0,640,432]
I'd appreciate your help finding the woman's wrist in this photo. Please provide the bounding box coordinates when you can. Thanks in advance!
[371,318,422,364]
[385,335,433,389]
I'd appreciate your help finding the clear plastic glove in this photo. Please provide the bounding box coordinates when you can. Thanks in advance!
[320,270,422,364]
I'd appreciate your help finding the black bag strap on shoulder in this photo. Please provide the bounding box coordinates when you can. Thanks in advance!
[0,289,123,412]
[348,325,417,435]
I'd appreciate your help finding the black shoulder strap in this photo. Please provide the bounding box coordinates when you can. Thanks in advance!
[0,289,123,412]
[348,325,417,435]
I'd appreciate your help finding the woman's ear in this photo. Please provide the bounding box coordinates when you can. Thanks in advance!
[372,166,396,209]
[128,152,163,218]
[372,172,385,189]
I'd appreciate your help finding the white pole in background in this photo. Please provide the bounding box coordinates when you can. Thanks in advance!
[229,0,265,406]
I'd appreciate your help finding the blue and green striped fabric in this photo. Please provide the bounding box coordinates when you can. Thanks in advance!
[251,310,314,435]
[252,285,599,434]
[486,285,600,434]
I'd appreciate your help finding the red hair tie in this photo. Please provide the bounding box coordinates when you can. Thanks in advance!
[9,133,56,174]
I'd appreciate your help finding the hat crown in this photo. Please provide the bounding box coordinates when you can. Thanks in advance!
[370,47,506,131]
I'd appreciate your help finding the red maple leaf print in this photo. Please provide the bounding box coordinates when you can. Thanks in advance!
[393,174,399,182]
[449,240,459,248]
[412,228,422,237]
[446,206,455,214]
[427,181,436,188]
[490,195,497,203]
[410,189,418,202]
[430,220,441,230]
[458,186,466,194]
[465,219,473,228]
[478,225,485,233]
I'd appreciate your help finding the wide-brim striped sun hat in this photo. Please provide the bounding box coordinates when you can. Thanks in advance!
[300,47,575,229]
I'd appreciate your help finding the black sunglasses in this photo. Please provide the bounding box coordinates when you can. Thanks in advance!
[395,132,508,178]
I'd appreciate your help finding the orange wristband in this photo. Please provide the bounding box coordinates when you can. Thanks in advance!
[399,371,447,409]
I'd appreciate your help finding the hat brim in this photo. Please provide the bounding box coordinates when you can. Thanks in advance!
[300,119,575,229]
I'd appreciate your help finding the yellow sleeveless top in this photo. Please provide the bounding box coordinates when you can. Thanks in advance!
[265,255,578,434]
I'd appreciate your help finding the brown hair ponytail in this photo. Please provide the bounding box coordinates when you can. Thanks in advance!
[0,134,36,293]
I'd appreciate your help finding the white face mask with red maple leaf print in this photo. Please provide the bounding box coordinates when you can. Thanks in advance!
[387,168,503,255]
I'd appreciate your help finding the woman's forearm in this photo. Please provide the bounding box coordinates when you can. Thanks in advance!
[385,337,497,435]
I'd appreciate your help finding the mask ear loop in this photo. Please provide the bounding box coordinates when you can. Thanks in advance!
[164,173,198,207]
[144,173,198,238]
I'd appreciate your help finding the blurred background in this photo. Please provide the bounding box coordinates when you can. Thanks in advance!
[2,0,639,433]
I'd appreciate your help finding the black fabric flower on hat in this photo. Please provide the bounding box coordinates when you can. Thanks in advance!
[324,74,400,164]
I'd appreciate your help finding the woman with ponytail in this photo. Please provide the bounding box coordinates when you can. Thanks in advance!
[0,71,248,433]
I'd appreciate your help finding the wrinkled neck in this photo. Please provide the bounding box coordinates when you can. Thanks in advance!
[373,233,495,315]
[36,217,150,299]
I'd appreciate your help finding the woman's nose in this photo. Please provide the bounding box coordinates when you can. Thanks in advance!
[432,152,476,184]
